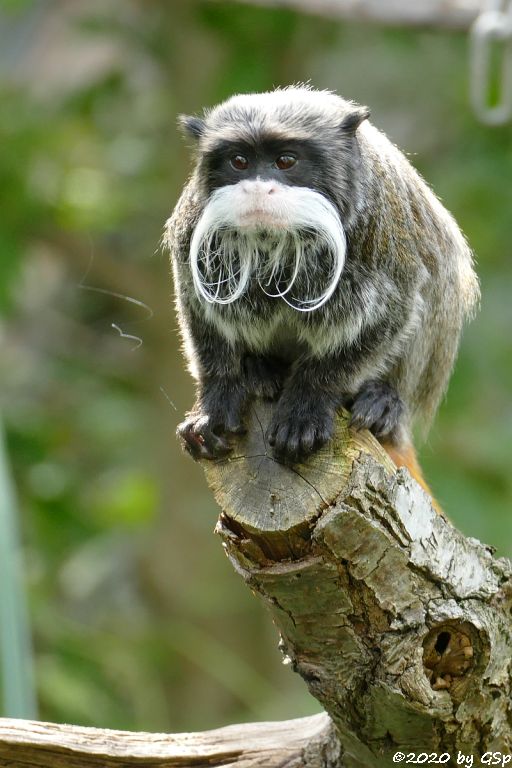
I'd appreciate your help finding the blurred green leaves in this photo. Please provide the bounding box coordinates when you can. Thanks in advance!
[0,92,47,311]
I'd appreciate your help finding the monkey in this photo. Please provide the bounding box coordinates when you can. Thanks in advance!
[165,86,479,499]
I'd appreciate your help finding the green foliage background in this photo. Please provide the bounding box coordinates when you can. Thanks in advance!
[0,0,510,734]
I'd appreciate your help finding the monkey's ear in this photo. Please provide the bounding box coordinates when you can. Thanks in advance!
[178,114,206,140]
[340,106,370,134]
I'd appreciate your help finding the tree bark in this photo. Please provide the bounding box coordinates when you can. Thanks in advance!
[0,402,510,765]
[0,713,338,767]
[223,0,484,30]
[205,402,512,762]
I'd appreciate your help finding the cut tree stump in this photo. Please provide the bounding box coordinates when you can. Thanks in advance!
[0,401,510,766]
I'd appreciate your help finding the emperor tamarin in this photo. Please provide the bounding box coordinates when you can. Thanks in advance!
[165,86,479,491]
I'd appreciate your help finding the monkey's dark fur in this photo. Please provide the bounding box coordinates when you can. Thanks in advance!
[166,87,479,463]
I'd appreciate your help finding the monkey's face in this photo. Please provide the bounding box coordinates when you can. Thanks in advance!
[187,138,347,312]
[181,88,369,311]
[202,138,337,230]
[201,136,348,235]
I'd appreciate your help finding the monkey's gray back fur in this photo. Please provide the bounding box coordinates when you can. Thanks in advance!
[353,119,479,427]
[166,86,479,448]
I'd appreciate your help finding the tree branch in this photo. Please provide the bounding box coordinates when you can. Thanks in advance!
[0,713,336,767]
[206,402,512,762]
[0,400,510,765]
[219,0,484,30]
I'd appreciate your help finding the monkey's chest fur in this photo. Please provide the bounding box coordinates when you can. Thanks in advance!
[202,291,343,362]
[194,231,354,360]
[194,244,387,366]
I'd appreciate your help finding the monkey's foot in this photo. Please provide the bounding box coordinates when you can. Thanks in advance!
[243,355,288,400]
[267,397,335,463]
[349,380,404,440]
[177,411,245,461]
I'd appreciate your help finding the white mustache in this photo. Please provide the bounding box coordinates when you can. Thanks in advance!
[189,182,346,312]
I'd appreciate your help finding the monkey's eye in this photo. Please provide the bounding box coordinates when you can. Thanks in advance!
[230,155,249,171]
[275,154,297,170]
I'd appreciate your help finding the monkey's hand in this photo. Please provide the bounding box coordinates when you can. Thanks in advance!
[177,380,247,460]
[268,386,336,463]
[349,380,404,441]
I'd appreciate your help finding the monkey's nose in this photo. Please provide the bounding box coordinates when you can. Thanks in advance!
[241,180,278,195]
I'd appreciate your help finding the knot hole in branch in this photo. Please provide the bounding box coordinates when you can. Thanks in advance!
[423,621,481,698]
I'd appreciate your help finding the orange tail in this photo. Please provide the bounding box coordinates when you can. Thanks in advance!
[381,442,443,516]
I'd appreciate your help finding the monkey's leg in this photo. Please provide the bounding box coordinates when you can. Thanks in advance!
[349,380,444,514]
[267,326,406,462]
[349,380,404,442]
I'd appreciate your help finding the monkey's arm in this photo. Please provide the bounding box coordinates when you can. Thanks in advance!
[167,191,252,458]
[267,250,428,462]
[176,304,248,459]
[269,317,411,462]
[176,302,286,459]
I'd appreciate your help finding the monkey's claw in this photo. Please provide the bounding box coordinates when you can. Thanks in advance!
[177,413,243,461]
[350,380,404,440]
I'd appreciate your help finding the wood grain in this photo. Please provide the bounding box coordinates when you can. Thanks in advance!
[0,713,335,767]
